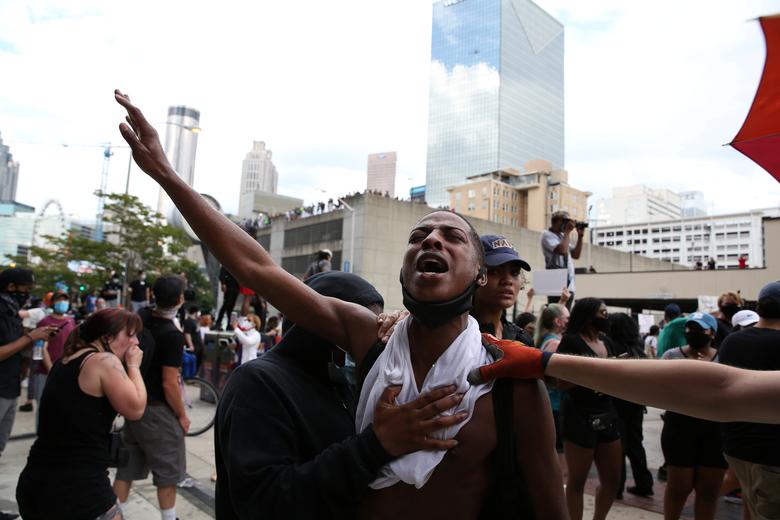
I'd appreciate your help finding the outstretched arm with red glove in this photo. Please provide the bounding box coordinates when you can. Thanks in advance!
[468,339,780,425]
[468,335,554,384]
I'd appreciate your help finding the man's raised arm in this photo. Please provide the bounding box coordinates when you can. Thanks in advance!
[114,90,376,354]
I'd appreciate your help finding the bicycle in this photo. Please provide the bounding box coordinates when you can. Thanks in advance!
[112,376,219,437]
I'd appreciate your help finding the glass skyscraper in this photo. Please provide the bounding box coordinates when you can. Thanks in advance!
[425,0,564,208]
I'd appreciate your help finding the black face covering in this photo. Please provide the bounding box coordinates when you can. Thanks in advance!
[592,317,610,333]
[9,291,29,308]
[400,269,484,329]
[685,330,711,349]
[720,303,740,320]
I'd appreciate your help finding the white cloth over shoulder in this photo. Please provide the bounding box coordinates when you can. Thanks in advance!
[356,315,493,489]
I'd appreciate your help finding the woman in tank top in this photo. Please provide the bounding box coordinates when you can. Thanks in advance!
[16,308,147,520]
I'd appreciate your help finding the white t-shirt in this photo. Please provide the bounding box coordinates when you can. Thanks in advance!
[644,335,658,357]
[540,230,577,292]
[234,328,261,364]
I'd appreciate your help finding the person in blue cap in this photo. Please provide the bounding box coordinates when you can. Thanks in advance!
[660,311,725,520]
[471,235,533,346]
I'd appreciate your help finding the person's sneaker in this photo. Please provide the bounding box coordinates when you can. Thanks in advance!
[627,486,654,498]
[724,489,743,505]
[18,403,33,412]
[177,477,196,488]
[657,464,667,482]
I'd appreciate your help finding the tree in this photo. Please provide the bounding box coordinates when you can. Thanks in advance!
[7,192,213,308]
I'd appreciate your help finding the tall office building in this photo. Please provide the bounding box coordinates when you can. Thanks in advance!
[594,185,683,226]
[425,0,564,208]
[0,132,19,201]
[157,106,201,219]
[240,141,278,195]
[366,152,397,197]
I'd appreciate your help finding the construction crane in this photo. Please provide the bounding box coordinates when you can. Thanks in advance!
[61,142,130,241]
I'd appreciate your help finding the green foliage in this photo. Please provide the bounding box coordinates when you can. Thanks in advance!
[7,192,213,308]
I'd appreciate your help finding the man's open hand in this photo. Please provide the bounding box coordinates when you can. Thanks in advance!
[372,385,466,457]
[114,89,174,180]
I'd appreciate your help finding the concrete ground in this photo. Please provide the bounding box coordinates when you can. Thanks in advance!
[0,402,743,519]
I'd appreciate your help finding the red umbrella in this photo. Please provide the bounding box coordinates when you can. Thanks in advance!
[730,14,780,183]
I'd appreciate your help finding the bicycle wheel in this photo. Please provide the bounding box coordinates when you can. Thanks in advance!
[182,377,219,436]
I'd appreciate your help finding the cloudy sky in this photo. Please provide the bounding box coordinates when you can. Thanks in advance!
[1,0,779,223]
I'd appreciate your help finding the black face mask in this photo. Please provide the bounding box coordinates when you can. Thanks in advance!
[400,270,484,329]
[8,291,29,308]
[720,303,740,320]
[592,317,610,333]
[685,330,711,349]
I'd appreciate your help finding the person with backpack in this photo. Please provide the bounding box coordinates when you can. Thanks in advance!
[303,249,333,280]
[113,276,190,520]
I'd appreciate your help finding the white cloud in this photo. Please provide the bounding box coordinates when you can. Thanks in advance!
[1,0,778,222]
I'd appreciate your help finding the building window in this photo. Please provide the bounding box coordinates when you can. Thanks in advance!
[455,192,462,201]
[468,190,476,198]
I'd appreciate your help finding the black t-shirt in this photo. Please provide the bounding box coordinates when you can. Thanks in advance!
[129,279,149,302]
[0,293,24,399]
[557,334,617,413]
[142,314,184,405]
[476,317,535,348]
[182,317,203,353]
[718,327,780,466]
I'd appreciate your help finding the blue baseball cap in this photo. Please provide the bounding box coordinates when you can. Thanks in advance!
[686,312,718,331]
[758,281,780,306]
[480,235,531,271]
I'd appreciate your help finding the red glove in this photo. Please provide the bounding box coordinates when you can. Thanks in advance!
[467,333,553,384]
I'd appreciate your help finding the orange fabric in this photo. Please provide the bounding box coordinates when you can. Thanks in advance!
[477,334,544,382]
[732,15,780,182]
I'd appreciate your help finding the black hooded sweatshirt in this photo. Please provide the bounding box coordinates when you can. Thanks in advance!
[214,272,393,520]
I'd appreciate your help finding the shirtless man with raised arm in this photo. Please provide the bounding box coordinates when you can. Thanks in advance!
[114,90,567,519]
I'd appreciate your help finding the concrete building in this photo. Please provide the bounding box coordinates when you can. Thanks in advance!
[594,185,682,226]
[0,132,19,202]
[577,216,780,314]
[256,193,671,311]
[425,0,564,208]
[240,141,278,195]
[679,190,708,218]
[366,152,396,197]
[592,207,780,269]
[157,105,201,220]
[447,159,590,232]
[238,190,303,220]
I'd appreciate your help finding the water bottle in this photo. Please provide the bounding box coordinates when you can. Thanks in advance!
[32,340,44,361]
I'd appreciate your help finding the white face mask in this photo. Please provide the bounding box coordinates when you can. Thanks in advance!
[238,318,254,331]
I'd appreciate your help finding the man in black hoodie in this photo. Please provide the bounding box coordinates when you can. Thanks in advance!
[214,272,465,519]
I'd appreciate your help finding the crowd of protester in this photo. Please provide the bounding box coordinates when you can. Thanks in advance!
[1,89,777,520]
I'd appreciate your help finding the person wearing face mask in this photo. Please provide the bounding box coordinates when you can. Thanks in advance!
[15,308,146,520]
[660,312,726,520]
[556,298,621,520]
[0,268,58,463]
[29,291,76,429]
[231,313,262,364]
[101,271,123,309]
[113,275,190,520]
[714,291,742,348]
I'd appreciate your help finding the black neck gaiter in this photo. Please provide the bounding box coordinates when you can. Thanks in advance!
[400,270,483,329]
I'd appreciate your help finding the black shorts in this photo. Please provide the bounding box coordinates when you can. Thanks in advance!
[560,399,620,450]
[661,416,727,469]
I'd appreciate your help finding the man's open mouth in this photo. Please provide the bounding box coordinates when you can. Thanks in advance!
[416,253,449,274]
